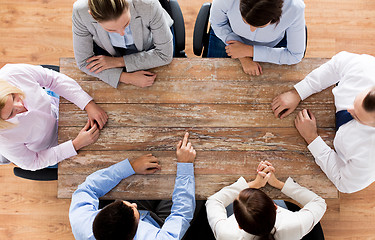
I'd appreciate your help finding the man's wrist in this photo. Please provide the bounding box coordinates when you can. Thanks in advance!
[305,134,319,145]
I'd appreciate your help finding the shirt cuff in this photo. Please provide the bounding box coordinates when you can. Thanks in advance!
[237,176,250,189]
[57,140,78,163]
[177,162,194,176]
[119,159,136,178]
[307,136,330,160]
[294,80,314,101]
[281,177,297,196]
[253,45,268,62]
[225,34,244,45]
[78,94,94,111]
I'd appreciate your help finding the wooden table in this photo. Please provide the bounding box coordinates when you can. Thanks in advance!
[57,57,338,200]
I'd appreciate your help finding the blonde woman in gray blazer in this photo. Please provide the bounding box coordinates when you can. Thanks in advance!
[72,0,174,88]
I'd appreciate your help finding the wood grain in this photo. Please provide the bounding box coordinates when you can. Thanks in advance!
[60,58,334,105]
[58,150,321,175]
[3,0,375,239]
[58,57,337,200]
[58,173,338,200]
[58,126,335,151]
[59,103,335,128]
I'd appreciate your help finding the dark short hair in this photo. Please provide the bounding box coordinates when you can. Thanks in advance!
[363,87,375,112]
[88,0,129,22]
[93,200,138,240]
[233,188,276,240]
[240,0,283,27]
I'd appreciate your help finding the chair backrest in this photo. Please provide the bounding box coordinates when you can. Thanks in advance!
[159,0,186,57]
[193,2,212,57]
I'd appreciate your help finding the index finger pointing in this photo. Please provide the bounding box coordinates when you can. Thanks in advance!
[182,132,189,147]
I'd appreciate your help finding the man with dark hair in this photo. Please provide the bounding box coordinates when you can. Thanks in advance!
[69,132,196,240]
[272,51,375,193]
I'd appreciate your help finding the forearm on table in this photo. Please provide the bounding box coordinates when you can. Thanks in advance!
[307,136,349,191]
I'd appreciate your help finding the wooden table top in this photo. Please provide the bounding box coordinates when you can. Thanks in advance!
[57,57,338,200]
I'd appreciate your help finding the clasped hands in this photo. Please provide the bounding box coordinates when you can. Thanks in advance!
[72,100,108,151]
[248,161,285,190]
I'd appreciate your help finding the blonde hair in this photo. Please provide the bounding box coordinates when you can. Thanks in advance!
[88,0,129,22]
[0,79,25,129]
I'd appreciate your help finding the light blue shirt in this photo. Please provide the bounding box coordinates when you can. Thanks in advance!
[69,159,195,240]
[209,0,306,65]
[108,25,135,49]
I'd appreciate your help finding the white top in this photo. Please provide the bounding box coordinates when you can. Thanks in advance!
[0,64,93,170]
[294,51,375,193]
[206,177,326,240]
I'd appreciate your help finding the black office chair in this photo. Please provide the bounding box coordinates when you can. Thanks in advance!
[12,64,60,181]
[193,2,308,58]
[159,0,187,58]
[193,2,212,57]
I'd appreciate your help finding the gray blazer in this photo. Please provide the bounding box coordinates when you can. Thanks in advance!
[72,0,174,88]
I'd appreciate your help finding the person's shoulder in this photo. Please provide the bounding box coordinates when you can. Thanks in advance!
[289,0,305,9]
[73,0,89,13]
[283,0,305,15]
[0,63,35,76]
[212,0,238,10]
[130,0,154,8]
[333,51,375,65]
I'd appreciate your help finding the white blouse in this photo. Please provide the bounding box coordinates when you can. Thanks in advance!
[206,177,326,240]
[0,64,93,170]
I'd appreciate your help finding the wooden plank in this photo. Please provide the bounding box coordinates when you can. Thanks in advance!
[58,127,335,151]
[59,103,335,128]
[60,58,334,105]
[58,150,321,175]
[60,81,334,104]
[60,57,329,82]
[58,173,338,200]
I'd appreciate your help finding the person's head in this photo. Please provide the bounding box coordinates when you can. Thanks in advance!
[0,80,26,129]
[239,0,283,30]
[233,188,277,240]
[88,0,130,36]
[347,87,375,127]
[93,200,140,240]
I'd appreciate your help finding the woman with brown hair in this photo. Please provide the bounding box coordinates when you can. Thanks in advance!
[208,0,306,76]
[206,161,326,240]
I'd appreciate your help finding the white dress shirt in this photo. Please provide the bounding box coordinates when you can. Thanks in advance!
[294,51,375,193]
[0,64,93,170]
[206,177,326,240]
[209,0,306,65]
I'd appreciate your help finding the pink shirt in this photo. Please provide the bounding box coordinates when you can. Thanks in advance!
[0,64,93,170]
